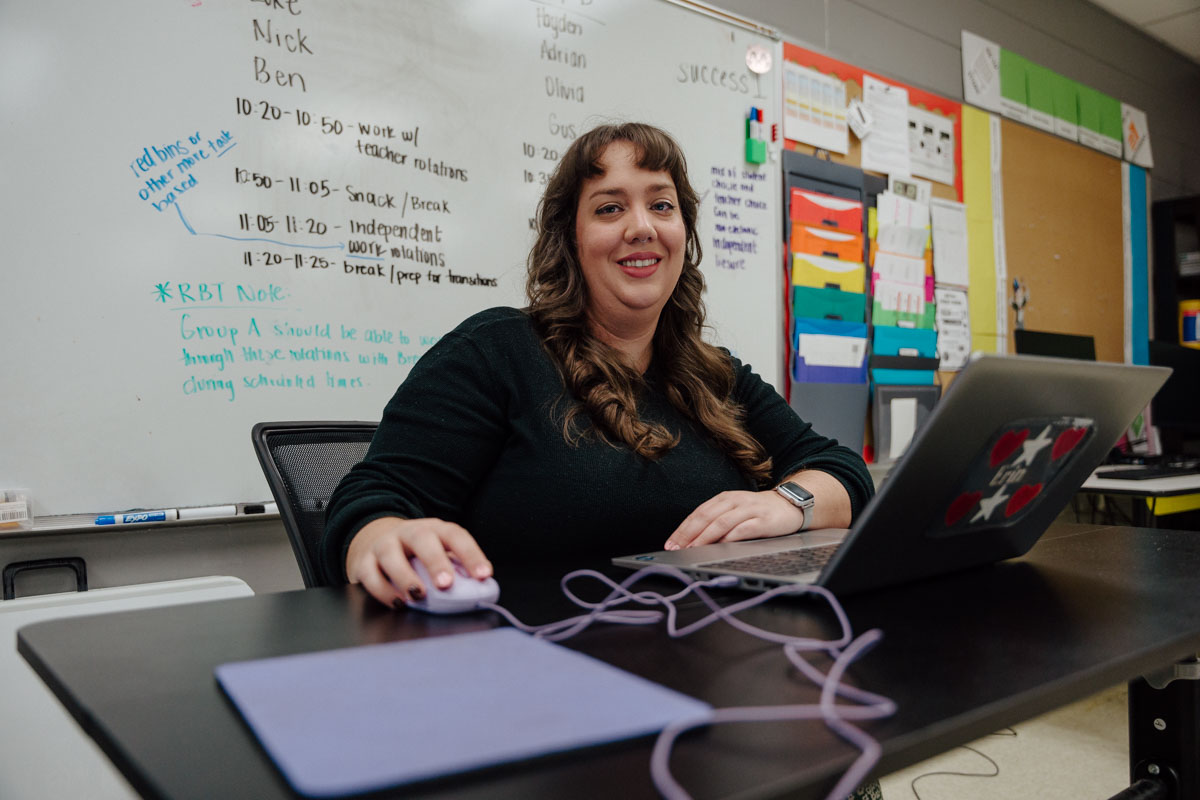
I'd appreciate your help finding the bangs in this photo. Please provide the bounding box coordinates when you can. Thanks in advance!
[580,124,686,181]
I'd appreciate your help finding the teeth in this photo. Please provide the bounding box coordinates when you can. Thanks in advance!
[621,258,658,268]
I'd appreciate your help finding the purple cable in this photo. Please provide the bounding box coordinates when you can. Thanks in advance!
[480,565,896,799]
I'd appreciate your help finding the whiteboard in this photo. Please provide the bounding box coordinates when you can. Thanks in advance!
[0,0,781,516]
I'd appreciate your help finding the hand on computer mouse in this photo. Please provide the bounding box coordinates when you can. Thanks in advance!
[344,516,493,608]
[405,557,500,615]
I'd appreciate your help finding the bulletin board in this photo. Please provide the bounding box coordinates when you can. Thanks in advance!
[781,43,964,204]
[780,41,965,420]
[999,119,1125,362]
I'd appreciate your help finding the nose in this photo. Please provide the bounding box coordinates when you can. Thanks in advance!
[625,207,655,243]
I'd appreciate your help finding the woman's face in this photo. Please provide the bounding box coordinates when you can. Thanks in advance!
[574,141,686,334]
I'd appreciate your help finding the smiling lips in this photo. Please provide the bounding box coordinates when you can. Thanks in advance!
[618,253,662,277]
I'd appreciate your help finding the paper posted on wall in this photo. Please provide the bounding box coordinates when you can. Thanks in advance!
[861,76,911,177]
[930,199,969,287]
[934,287,971,371]
[783,61,848,154]
[908,106,956,186]
[1122,104,1154,169]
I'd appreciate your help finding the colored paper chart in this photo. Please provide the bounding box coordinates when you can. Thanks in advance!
[961,30,1127,158]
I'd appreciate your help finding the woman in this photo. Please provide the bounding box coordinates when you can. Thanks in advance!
[321,122,873,607]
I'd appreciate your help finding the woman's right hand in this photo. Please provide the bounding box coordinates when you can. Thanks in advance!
[344,516,493,608]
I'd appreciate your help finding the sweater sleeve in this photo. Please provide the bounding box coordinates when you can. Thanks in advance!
[731,356,875,519]
[319,319,511,583]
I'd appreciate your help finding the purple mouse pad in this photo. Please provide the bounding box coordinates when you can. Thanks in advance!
[216,627,712,797]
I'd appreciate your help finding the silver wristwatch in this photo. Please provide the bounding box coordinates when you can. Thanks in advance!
[774,481,815,531]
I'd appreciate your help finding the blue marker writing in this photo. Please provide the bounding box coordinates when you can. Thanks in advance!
[94,509,179,526]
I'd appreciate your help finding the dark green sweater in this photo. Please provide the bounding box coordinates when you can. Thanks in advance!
[321,307,873,582]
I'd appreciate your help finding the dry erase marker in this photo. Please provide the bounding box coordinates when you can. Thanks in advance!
[177,505,238,521]
[94,509,179,526]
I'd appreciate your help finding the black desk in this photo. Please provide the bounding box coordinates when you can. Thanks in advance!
[19,523,1200,800]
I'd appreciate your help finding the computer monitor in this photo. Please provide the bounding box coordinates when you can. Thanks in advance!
[1148,341,1200,456]
[1013,329,1096,360]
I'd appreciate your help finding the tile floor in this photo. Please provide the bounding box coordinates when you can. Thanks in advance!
[878,684,1130,799]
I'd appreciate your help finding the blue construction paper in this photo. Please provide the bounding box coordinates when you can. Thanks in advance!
[216,628,712,798]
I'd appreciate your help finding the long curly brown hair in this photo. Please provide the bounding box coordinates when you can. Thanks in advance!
[526,122,772,485]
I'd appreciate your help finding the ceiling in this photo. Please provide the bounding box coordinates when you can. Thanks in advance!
[1086,0,1200,63]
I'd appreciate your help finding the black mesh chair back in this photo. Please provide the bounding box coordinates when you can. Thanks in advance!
[251,421,377,587]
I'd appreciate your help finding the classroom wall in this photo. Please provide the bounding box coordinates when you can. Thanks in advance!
[723,0,1200,201]
[5,0,1194,598]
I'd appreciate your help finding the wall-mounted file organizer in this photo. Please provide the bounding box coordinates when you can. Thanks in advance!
[782,151,886,456]
[870,325,939,385]
[872,384,941,462]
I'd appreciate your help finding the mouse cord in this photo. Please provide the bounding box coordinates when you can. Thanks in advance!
[480,565,896,800]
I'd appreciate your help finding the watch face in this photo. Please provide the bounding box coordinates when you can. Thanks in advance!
[777,482,814,506]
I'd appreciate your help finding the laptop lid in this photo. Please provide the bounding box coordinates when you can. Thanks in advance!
[615,354,1169,596]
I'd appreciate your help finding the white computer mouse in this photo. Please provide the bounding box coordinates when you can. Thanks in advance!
[405,557,500,615]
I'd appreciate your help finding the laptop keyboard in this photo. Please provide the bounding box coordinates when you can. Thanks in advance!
[699,544,840,576]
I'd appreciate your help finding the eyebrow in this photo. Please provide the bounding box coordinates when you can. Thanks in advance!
[585,182,677,202]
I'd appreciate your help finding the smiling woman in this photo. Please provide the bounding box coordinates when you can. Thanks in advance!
[573,140,687,366]
[322,122,875,611]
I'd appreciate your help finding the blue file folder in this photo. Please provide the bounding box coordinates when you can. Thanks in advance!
[792,317,868,384]
[871,325,938,385]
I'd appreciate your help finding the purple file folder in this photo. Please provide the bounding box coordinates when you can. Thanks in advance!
[215,627,712,797]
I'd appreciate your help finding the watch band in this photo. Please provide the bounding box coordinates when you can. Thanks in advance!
[774,481,815,531]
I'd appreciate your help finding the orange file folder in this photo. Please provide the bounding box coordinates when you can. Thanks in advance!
[789,188,863,231]
[791,224,864,261]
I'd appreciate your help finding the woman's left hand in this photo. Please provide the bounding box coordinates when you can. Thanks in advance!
[664,490,804,550]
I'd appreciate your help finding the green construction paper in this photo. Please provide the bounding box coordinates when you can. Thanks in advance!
[1077,84,1102,134]
[1098,92,1122,140]
[999,50,1028,105]
[1026,63,1055,116]
[1051,71,1079,125]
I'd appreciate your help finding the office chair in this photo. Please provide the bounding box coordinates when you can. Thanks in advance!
[251,421,377,587]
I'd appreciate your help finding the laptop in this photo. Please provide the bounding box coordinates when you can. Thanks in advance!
[614,353,1170,596]
[1013,329,1096,361]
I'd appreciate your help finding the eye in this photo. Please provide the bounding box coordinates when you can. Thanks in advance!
[595,203,621,216]
[652,200,676,213]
